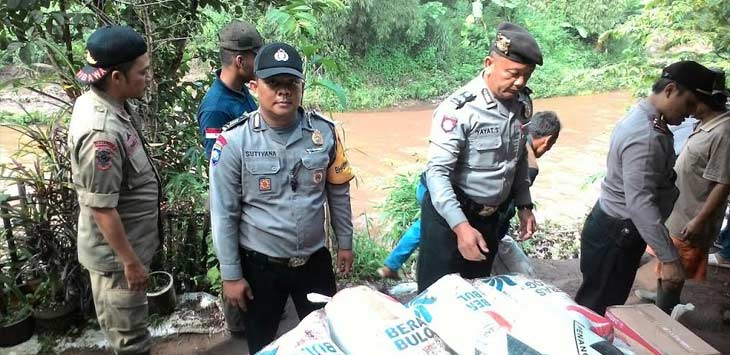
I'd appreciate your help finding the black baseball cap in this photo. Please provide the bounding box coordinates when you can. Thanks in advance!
[218,20,264,52]
[661,61,715,97]
[254,42,304,80]
[491,22,543,66]
[76,25,147,85]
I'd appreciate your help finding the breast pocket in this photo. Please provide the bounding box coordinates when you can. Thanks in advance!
[127,151,154,189]
[467,135,503,169]
[244,158,281,194]
[300,153,329,189]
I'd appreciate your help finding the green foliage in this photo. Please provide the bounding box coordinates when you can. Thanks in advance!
[378,172,421,247]
[346,230,391,281]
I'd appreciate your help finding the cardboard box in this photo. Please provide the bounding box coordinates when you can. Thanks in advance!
[605,304,720,355]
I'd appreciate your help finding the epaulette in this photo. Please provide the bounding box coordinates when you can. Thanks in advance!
[308,110,335,127]
[449,91,477,110]
[522,86,533,95]
[222,112,252,131]
[92,104,110,131]
[652,115,671,135]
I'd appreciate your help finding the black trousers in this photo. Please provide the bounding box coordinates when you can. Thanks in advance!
[240,247,336,353]
[417,192,501,293]
[575,202,646,315]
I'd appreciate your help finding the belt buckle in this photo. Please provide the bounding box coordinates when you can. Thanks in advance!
[477,205,497,217]
[288,256,308,268]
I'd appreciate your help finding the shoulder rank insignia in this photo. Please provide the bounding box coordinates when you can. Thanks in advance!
[308,110,335,126]
[222,113,251,131]
[449,91,477,110]
[652,115,670,135]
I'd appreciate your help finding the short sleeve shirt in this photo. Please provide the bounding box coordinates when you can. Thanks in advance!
[68,88,160,272]
[666,111,730,246]
[196,70,258,158]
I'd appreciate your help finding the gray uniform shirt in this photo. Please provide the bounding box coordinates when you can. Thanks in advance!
[209,109,354,280]
[426,72,532,229]
[599,99,680,262]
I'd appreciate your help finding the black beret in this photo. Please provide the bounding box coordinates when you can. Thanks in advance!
[76,25,147,84]
[254,42,304,80]
[491,22,543,66]
[661,61,715,97]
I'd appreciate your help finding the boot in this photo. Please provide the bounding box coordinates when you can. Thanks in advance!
[655,278,684,314]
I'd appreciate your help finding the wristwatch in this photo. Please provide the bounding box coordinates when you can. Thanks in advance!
[516,203,534,211]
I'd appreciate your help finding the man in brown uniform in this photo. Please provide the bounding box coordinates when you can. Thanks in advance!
[69,25,159,355]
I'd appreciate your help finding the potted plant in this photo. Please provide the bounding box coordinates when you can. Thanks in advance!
[147,271,176,316]
[1,119,91,333]
[0,274,34,347]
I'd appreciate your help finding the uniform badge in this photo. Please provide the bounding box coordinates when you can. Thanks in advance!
[259,177,272,192]
[495,32,511,54]
[94,140,116,171]
[210,136,227,166]
[274,48,289,62]
[441,115,458,133]
[522,99,533,119]
[313,169,324,184]
[205,127,222,140]
[312,129,324,145]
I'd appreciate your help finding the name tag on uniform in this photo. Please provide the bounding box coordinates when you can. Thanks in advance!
[471,124,502,150]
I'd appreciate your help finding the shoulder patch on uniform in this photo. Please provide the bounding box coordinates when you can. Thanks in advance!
[440,115,458,133]
[222,113,250,132]
[210,135,227,166]
[449,91,477,110]
[94,140,116,171]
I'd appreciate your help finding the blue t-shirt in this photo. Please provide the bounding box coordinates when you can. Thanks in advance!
[196,70,258,158]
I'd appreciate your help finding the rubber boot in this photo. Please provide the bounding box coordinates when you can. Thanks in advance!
[655,278,684,314]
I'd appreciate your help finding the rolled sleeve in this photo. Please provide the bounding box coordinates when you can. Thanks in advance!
[209,133,244,280]
[622,139,679,262]
[74,131,124,209]
[326,182,353,249]
[426,106,468,229]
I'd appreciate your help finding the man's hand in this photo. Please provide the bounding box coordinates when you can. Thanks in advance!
[336,249,354,276]
[660,259,686,287]
[123,260,149,291]
[681,217,704,244]
[517,208,537,241]
[223,279,254,312]
[453,222,488,261]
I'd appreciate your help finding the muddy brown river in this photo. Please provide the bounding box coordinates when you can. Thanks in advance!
[0,91,635,223]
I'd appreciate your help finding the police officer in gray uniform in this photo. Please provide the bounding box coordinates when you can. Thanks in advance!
[208,42,355,353]
[418,22,542,292]
[575,61,717,315]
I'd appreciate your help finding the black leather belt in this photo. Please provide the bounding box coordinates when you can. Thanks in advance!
[453,185,500,217]
[242,249,309,268]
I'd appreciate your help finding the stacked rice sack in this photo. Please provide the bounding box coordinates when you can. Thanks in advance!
[408,274,627,355]
[324,286,451,355]
[472,274,613,339]
[407,274,542,354]
[254,309,346,355]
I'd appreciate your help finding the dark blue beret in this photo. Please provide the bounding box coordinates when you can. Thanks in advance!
[491,22,543,66]
[76,25,147,84]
